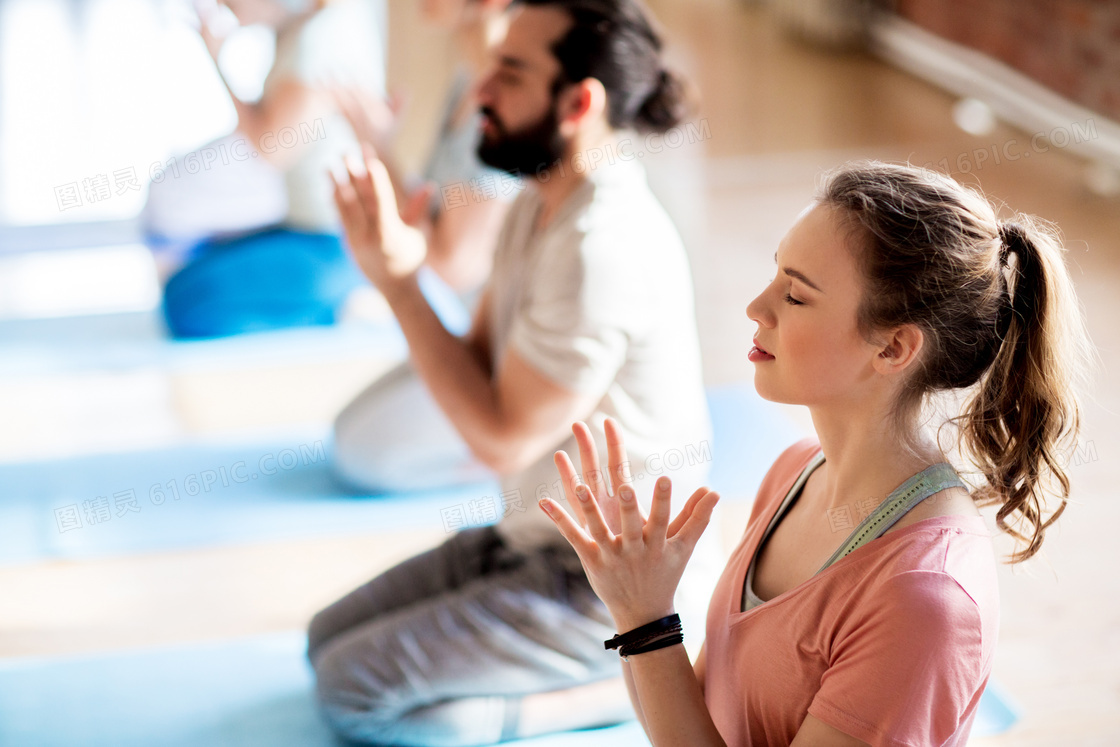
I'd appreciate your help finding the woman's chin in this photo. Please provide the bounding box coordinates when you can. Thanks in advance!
[752,375,800,406]
[751,376,778,402]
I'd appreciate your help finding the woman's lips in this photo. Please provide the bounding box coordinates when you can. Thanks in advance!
[749,338,775,362]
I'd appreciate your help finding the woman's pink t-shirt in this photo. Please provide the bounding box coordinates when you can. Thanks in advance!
[702,438,1000,746]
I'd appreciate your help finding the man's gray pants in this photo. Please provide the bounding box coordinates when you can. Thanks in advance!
[307,525,627,746]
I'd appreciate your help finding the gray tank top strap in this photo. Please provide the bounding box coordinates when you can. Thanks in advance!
[815,462,967,572]
[740,455,967,613]
[740,451,824,612]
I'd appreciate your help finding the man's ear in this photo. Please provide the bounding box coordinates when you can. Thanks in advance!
[556,77,608,137]
[872,323,924,376]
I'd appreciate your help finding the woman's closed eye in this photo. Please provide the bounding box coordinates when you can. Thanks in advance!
[770,276,806,304]
[769,276,804,306]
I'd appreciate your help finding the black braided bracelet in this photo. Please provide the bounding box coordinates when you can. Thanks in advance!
[604,614,682,652]
[619,628,677,651]
[619,632,685,661]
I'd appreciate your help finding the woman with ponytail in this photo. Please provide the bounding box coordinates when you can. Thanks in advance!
[539,161,1095,745]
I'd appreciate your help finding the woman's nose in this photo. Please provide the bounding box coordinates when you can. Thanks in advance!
[746,289,772,327]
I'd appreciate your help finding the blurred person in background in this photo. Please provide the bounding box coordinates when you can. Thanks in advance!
[146,0,388,338]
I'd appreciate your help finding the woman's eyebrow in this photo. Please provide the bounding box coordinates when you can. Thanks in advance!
[773,250,824,293]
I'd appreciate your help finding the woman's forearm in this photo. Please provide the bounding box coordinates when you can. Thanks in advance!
[625,645,726,746]
[536,427,724,744]
[211,67,264,144]
[620,661,649,738]
[225,84,265,145]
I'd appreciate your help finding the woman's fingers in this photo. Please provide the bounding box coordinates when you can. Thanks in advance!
[672,490,720,554]
[603,417,632,495]
[617,484,645,546]
[645,476,673,545]
[553,450,590,528]
[572,421,608,501]
[574,483,615,545]
[538,497,596,558]
[666,486,715,539]
[553,450,581,502]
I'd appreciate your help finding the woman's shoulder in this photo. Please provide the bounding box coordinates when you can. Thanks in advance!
[860,516,1000,638]
[767,437,823,487]
[746,437,822,520]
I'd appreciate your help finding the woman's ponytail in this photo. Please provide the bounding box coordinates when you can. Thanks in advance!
[957,216,1094,562]
[819,162,1098,564]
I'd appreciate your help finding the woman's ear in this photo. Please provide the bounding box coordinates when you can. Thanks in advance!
[873,323,924,376]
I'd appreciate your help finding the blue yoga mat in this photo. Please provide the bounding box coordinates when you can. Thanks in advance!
[972,678,1022,736]
[0,386,805,567]
[0,383,1019,741]
[0,430,498,566]
[0,312,407,377]
[0,631,650,747]
[0,266,471,377]
[0,630,1018,745]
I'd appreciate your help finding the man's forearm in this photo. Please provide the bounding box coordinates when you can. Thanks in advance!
[381,274,507,466]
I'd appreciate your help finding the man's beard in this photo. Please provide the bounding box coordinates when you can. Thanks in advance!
[476,102,565,177]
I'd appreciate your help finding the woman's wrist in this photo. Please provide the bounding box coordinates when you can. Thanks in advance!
[605,611,684,661]
[611,607,677,636]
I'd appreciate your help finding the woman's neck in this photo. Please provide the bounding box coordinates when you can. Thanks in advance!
[808,404,945,514]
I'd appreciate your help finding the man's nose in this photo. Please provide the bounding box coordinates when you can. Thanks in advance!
[475,71,498,106]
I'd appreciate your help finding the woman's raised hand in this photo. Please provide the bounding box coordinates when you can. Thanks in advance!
[330,85,407,159]
[541,418,720,631]
[192,0,236,62]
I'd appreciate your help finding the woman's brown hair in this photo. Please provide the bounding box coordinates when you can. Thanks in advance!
[819,161,1097,563]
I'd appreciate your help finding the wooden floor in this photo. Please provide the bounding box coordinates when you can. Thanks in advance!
[2,0,1118,743]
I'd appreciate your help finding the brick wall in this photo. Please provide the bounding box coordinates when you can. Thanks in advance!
[894,0,1120,122]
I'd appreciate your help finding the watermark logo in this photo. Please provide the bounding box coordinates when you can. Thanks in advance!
[437,439,714,533]
[52,441,327,534]
[440,490,526,533]
[923,118,1098,175]
[53,119,328,213]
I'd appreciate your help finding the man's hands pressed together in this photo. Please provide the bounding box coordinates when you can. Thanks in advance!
[331,147,434,299]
